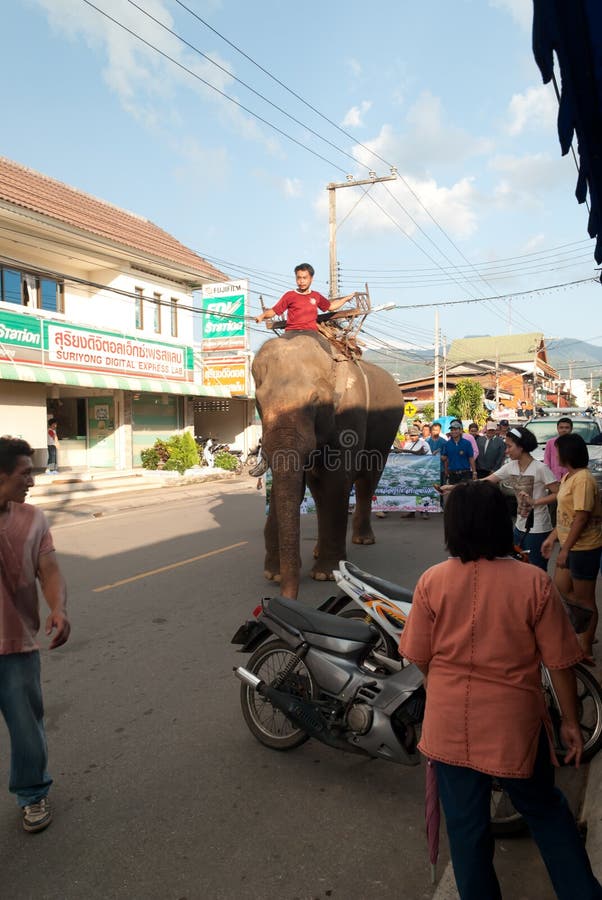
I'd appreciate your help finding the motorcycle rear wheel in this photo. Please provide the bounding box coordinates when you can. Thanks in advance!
[337,607,399,660]
[240,639,317,750]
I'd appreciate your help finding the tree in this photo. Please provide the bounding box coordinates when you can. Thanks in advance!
[447,379,486,425]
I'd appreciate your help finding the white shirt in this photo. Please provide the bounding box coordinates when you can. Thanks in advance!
[493,458,557,533]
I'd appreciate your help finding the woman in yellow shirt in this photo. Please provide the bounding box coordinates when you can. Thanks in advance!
[542,433,602,662]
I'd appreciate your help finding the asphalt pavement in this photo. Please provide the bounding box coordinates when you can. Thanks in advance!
[0,479,596,899]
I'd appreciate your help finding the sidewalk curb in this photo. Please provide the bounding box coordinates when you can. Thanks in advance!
[29,468,239,507]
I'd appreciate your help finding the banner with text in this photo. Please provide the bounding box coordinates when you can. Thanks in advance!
[0,308,43,365]
[266,452,442,514]
[44,322,190,380]
[201,279,248,352]
[203,356,248,395]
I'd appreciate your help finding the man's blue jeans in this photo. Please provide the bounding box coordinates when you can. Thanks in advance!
[0,652,52,807]
[436,729,602,900]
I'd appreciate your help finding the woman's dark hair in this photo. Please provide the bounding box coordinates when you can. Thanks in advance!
[294,262,315,277]
[444,481,514,562]
[556,433,589,469]
[505,425,537,453]
[0,436,34,475]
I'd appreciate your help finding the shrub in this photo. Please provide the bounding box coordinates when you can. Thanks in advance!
[140,447,160,470]
[214,450,239,471]
[140,433,198,474]
[163,432,199,474]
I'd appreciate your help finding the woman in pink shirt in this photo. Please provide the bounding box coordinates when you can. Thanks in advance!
[399,480,600,900]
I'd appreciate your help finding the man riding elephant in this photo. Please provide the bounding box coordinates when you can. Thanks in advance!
[255,263,355,334]
[253,327,403,600]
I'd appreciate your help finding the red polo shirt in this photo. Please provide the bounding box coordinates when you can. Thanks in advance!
[272,290,330,331]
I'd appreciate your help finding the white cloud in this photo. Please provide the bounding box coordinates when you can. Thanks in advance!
[347,58,362,78]
[341,100,372,129]
[489,0,532,31]
[489,153,568,206]
[32,0,280,153]
[314,173,478,241]
[353,92,492,177]
[506,85,557,136]
[283,177,302,198]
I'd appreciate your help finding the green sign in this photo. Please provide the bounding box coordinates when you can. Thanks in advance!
[201,294,246,341]
[0,309,42,348]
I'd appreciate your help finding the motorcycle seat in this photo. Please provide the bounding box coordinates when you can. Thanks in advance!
[344,562,414,605]
[266,596,377,643]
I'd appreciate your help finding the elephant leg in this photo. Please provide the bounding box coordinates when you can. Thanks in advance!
[352,468,382,545]
[263,492,281,582]
[308,473,350,581]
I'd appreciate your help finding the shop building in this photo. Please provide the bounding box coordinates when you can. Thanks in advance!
[0,156,251,470]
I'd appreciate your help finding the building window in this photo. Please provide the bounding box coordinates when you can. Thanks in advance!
[135,287,144,330]
[170,298,178,337]
[2,268,21,304]
[0,266,63,312]
[153,292,161,333]
[40,278,62,313]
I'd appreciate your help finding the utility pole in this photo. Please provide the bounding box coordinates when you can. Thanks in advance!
[327,170,397,298]
[495,351,500,408]
[442,335,448,416]
[434,310,440,419]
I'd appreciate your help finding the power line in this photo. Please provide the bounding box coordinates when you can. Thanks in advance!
[81,0,349,174]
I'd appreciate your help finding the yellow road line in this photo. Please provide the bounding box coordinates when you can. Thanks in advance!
[93,541,248,592]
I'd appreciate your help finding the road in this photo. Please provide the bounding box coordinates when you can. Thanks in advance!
[0,479,573,899]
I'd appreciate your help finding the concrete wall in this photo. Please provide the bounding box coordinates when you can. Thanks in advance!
[0,381,48,467]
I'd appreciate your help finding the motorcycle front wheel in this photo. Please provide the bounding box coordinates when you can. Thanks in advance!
[240,639,317,750]
[547,662,602,763]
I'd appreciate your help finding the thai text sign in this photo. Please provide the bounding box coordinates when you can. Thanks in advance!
[203,356,248,395]
[45,323,188,379]
[201,280,248,351]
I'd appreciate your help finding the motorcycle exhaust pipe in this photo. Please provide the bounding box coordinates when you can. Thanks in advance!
[234,666,263,690]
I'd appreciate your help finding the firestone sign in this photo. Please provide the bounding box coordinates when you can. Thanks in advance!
[201,280,248,351]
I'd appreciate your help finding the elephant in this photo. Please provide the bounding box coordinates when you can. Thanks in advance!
[252,333,404,599]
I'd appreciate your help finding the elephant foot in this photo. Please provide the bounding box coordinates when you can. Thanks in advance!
[352,530,376,545]
[311,569,336,582]
[263,569,281,583]
[311,560,338,582]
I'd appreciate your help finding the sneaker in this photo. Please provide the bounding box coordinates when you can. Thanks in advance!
[22,798,52,833]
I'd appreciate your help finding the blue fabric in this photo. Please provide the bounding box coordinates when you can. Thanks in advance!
[532,0,602,265]
[513,526,550,572]
[427,436,447,455]
[436,729,602,900]
[0,652,52,806]
[441,436,473,472]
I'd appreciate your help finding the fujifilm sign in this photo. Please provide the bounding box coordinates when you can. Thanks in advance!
[201,279,248,349]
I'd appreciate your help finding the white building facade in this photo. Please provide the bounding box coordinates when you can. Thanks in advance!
[0,157,252,470]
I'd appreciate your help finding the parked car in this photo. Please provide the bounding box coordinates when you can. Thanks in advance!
[527,412,602,490]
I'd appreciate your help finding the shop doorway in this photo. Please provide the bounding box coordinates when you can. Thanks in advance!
[88,397,116,468]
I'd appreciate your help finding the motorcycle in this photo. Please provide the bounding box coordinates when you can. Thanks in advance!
[320,559,602,834]
[232,590,533,836]
[232,596,425,765]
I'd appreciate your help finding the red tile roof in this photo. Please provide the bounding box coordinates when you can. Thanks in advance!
[0,156,226,282]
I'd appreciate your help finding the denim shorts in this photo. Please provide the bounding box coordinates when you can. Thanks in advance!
[567,545,602,581]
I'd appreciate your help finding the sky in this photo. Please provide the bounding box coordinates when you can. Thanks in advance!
[2,0,601,378]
